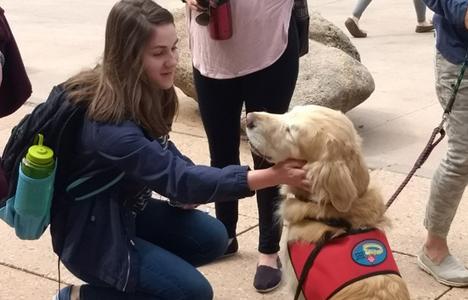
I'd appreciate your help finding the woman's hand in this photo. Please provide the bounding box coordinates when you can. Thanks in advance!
[271,159,310,190]
[185,0,209,12]
[169,200,200,210]
[247,159,310,191]
[465,8,468,30]
[179,204,200,210]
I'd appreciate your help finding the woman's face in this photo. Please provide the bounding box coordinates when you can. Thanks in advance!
[143,23,179,90]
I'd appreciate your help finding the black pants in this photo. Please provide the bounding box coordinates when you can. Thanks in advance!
[193,18,299,254]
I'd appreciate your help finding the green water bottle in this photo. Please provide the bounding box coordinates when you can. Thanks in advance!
[14,134,56,217]
[21,134,55,179]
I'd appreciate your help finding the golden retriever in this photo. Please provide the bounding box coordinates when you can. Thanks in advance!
[245,105,410,300]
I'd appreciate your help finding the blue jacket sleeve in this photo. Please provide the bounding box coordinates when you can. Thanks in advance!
[167,139,194,164]
[423,0,468,29]
[83,120,254,204]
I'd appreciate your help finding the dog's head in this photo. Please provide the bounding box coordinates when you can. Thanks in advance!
[246,105,369,213]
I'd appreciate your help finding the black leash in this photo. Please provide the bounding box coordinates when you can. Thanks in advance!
[385,52,468,209]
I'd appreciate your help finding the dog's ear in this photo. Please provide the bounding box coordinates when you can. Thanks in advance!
[306,160,357,212]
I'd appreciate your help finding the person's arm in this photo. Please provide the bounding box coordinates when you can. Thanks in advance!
[166,139,194,164]
[85,121,304,205]
[86,121,308,204]
[465,6,468,29]
[247,159,309,191]
[423,0,468,29]
[184,0,206,12]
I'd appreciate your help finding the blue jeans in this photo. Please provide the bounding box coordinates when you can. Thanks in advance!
[79,200,228,300]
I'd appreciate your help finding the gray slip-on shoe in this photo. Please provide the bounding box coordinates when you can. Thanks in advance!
[415,24,434,33]
[345,17,367,38]
[417,250,468,287]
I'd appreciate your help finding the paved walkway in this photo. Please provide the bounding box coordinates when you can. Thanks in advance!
[0,0,467,299]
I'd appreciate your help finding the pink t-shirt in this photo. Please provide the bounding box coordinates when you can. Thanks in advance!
[187,0,294,79]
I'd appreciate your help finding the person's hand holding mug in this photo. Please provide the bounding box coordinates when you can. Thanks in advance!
[184,0,209,12]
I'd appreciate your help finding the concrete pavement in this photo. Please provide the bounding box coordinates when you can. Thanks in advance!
[0,0,467,299]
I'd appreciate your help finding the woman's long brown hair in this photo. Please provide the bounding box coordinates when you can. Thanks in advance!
[64,0,178,138]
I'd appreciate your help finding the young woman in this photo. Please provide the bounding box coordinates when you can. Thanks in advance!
[50,1,308,299]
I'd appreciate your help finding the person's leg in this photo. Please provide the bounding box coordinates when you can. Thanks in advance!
[413,0,426,23]
[414,0,433,32]
[242,15,299,292]
[243,14,299,257]
[136,200,229,266]
[193,68,243,241]
[352,0,372,19]
[345,0,372,38]
[133,237,214,300]
[74,201,227,300]
[419,51,468,286]
[79,238,214,300]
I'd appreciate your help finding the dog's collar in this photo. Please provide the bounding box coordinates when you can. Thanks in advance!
[307,217,352,231]
[293,193,319,204]
[291,194,352,229]
[291,194,367,231]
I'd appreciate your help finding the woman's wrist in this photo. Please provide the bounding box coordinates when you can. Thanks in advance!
[247,168,279,191]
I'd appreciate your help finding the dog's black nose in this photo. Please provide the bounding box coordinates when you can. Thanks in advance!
[246,113,255,129]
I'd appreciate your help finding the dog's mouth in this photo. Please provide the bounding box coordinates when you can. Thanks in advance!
[248,142,273,162]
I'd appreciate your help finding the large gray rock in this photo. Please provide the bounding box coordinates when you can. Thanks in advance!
[173,9,374,112]
[292,40,374,112]
[309,11,360,62]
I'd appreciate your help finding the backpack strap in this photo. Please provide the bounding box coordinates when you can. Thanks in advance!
[66,168,125,201]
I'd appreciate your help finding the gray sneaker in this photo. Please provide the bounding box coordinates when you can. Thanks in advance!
[417,250,468,287]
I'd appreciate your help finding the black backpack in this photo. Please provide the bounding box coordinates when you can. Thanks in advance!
[0,84,123,239]
[0,85,84,205]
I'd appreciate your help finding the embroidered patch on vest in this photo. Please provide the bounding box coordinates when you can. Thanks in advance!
[351,239,387,266]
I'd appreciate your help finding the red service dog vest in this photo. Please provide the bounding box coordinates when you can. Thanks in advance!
[288,229,400,300]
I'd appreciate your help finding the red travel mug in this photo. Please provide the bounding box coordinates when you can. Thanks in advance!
[209,0,233,40]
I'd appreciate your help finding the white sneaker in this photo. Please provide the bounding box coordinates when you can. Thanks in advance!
[417,249,468,287]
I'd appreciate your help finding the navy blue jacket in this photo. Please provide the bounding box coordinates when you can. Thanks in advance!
[423,0,468,64]
[50,118,254,292]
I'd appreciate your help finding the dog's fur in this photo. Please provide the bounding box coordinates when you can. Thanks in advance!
[246,105,410,300]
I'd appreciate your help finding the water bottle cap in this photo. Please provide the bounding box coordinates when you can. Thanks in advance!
[26,134,54,166]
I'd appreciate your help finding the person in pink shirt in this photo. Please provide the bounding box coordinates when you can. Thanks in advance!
[184,0,300,293]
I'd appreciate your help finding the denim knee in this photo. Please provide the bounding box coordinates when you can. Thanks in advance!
[182,274,214,300]
[194,216,229,266]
